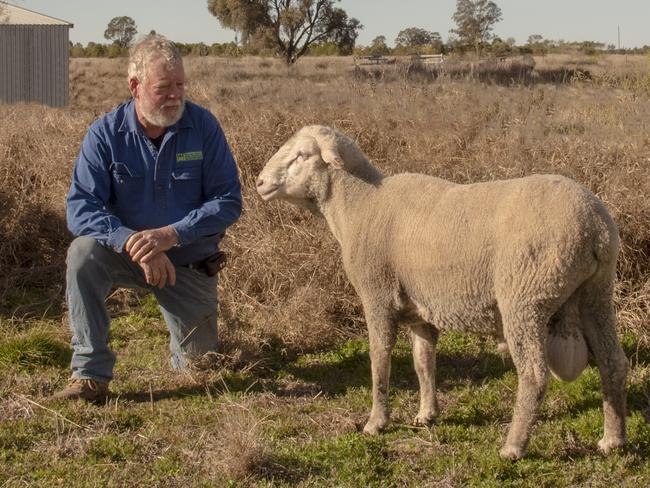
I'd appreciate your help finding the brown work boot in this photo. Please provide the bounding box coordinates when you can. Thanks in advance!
[52,378,109,402]
[187,351,226,372]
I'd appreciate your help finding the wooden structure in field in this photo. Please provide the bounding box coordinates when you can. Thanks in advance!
[411,54,444,64]
[354,54,396,66]
[0,2,73,106]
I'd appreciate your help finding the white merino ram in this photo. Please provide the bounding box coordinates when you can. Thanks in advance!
[256,125,628,459]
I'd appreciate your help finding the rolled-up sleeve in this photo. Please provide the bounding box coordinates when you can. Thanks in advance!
[66,127,135,252]
[172,118,242,246]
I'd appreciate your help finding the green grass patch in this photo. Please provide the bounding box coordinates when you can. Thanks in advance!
[0,331,70,371]
[1,305,649,486]
[87,434,140,463]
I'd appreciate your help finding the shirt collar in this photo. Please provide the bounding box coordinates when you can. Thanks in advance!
[118,98,194,134]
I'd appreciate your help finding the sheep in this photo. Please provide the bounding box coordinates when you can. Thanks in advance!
[255,125,628,460]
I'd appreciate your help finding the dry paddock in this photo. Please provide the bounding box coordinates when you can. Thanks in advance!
[1,54,650,351]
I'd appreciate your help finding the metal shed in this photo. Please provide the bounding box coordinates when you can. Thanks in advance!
[0,2,73,106]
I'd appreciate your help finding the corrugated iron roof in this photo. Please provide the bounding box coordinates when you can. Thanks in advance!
[1,2,73,27]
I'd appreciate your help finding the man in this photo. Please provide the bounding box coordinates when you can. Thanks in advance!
[55,35,242,401]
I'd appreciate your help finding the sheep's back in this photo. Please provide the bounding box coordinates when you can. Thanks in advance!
[346,172,616,333]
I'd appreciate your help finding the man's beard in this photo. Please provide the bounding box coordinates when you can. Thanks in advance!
[139,96,185,128]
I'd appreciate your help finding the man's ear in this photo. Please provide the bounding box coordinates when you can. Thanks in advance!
[128,77,139,98]
[320,146,344,169]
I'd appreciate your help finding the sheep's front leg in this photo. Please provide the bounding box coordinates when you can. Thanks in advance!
[363,310,397,435]
[410,322,439,426]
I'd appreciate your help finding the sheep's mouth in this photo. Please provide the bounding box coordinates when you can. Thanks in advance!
[257,185,280,200]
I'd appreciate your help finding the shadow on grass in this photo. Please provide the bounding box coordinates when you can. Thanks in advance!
[118,372,263,403]
[256,452,323,486]
[255,434,396,485]
[283,344,512,396]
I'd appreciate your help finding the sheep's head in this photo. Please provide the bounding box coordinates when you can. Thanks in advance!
[256,126,343,207]
[256,125,382,208]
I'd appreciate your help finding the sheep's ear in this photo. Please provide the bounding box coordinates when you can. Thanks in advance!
[321,147,344,169]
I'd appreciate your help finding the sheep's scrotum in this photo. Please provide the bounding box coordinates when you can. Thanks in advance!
[547,332,589,382]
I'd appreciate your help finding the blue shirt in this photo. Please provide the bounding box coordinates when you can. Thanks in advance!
[66,99,242,266]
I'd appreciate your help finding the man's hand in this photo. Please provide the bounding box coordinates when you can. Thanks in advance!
[126,225,179,263]
[138,252,176,288]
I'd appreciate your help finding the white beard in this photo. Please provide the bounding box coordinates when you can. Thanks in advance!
[139,96,185,128]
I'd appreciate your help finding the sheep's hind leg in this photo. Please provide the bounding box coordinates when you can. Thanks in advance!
[580,286,628,453]
[499,307,550,460]
[410,322,439,426]
[363,308,398,435]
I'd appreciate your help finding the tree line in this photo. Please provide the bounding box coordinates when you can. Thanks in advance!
[69,40,241,58]
[77,1,649,61]
[70,38,649,60]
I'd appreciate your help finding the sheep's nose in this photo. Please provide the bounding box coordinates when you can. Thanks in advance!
[256,178,264,187]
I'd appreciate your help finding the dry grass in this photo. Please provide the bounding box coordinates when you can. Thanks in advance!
[194,399,272,483]
[1,54,650,354]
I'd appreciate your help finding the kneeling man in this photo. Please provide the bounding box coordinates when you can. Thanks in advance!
[55,35,242,401]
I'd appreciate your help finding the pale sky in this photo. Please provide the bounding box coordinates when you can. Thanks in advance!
[9,0,650,49]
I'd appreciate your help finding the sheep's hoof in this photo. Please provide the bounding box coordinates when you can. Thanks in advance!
[497,342,510,357]
[363,418,388,435]
[499,444,525,460]
[597,436,626,454]
[413,411,437,427]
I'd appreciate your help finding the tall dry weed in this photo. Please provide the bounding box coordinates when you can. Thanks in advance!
[200,399,272,483]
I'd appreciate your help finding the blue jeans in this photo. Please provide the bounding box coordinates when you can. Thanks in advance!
[65,236,219,383]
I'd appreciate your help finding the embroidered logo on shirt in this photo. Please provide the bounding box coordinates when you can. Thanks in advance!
[176,151,203,162]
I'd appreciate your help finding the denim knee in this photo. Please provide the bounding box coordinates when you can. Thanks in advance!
[66,237,106,277]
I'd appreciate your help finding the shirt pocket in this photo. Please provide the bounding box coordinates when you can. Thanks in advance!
[171,161,202,205]
[109,162,144,205]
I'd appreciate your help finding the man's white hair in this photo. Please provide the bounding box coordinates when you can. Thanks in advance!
[128,34,182,82]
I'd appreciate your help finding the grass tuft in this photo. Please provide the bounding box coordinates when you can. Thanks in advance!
[206,400,272,482]
[0,332,71,371]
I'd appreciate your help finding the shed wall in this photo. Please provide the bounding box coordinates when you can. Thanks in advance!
[0,25,70,106]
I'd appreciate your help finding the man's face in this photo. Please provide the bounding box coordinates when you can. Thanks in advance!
[133,58,185,128]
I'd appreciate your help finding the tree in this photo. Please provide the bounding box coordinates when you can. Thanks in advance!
[580,40,604,55]
[369,35,389,55]
[395,28,432,49]
[70,42,86,58]
[527,34,548,55]
[490,37,511,57]
[330,15,361,55]
[451,0,502,58]
[85,42,107,58]
[395,28,442,54]
[207,0,362,64]
[192,42,210,56]
[104,16,137,48]
[106,44,125,58]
